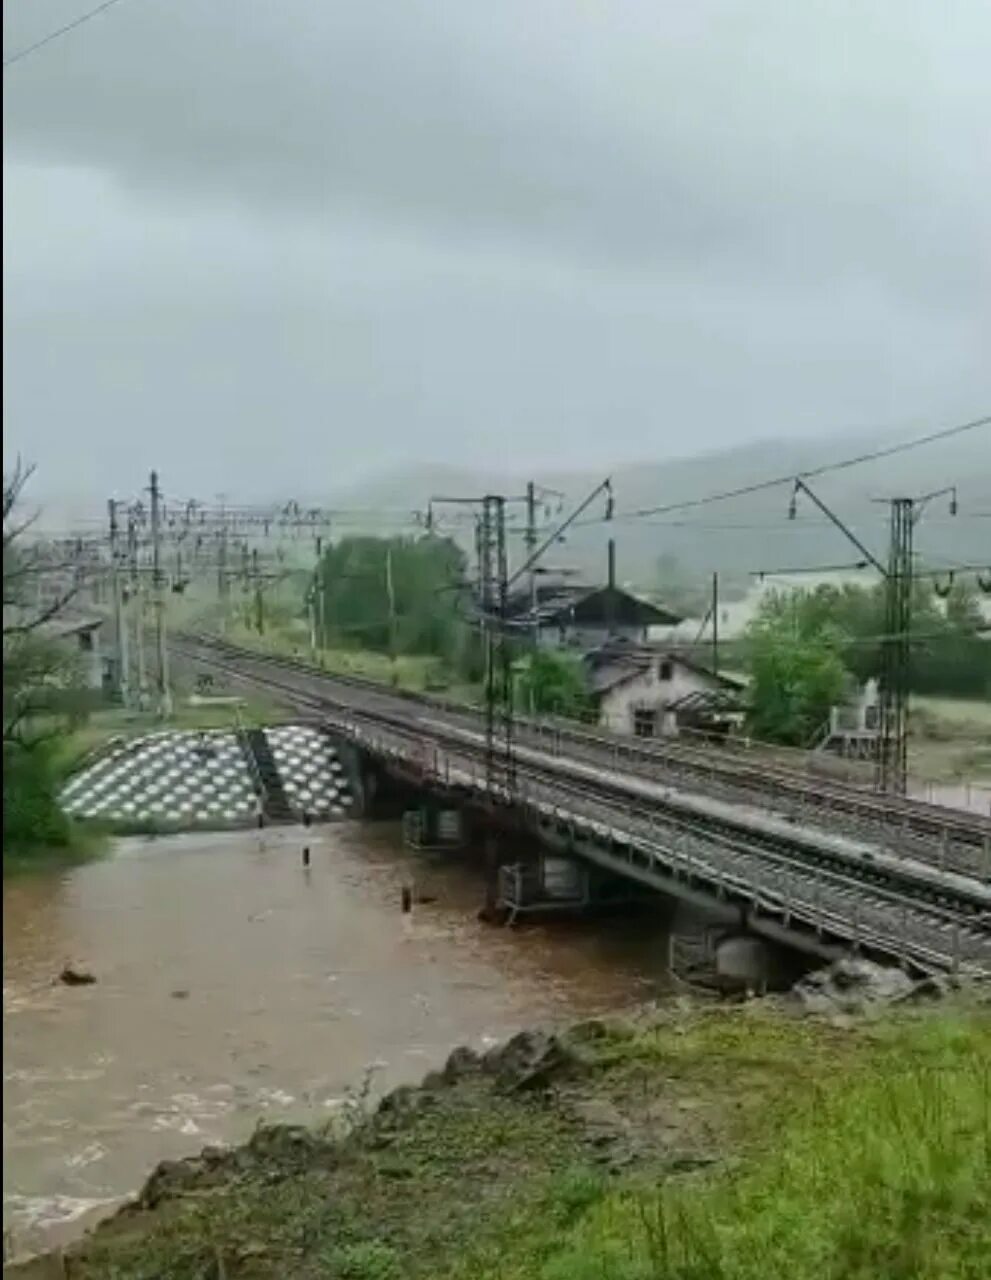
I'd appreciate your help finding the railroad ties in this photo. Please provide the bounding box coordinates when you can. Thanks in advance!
[171,634,991,975]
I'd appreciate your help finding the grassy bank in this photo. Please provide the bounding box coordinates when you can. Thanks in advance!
[58,693,285,772]
[2,826,105,877]
[908,695,991,785]
[221,620,482,703]
[36,998,989,1279]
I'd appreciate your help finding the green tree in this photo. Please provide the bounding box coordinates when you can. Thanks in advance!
[750,580,990,699]
[745,597,849,745]
[3,461,78,856]
[317,534,468,661]
[515,649,593,719]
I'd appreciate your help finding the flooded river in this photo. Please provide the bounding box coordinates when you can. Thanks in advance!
[3,823,672,1255]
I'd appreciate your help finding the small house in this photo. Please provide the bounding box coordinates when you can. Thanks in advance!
[584,640,747,739]
[40,613,113,693]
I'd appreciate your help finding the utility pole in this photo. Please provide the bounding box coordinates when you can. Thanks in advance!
[429,480,602,794]
[252,547,264,634]
[385,544,398,682]
[478,495,513,791]
[149,470,172,717]
[711,571,719,677]
[217,524,229,603]
[127,506,148,707]
[876,499,913,795]
[309,535,324,660]
[873,486,957,796]
[107,499,129,704]
[790,476,956,796]
[525,481,538,646]
[606,538,617,634]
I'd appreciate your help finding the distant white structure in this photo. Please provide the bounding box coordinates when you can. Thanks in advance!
[815,678,881,759]
[653,568,882,645]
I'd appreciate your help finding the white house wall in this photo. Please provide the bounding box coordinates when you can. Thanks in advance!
[598,661,720,736]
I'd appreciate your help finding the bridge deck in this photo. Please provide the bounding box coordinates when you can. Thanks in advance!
[173,635,991,975]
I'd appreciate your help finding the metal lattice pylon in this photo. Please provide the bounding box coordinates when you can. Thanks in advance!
[876,498,914,795]
[478,495,514,794]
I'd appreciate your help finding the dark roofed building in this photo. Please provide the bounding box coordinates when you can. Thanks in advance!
[505,583,680,652]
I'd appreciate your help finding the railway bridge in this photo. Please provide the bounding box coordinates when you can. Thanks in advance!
[174,634,991,979]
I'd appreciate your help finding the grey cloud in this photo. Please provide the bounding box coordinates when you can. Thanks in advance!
[6,2,988,292]
[3,1,990,497]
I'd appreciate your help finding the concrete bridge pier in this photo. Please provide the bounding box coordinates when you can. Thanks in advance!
[356,760,417,819]
[403,801,466,851]
[712,910,811,994]
[481,829,503,923]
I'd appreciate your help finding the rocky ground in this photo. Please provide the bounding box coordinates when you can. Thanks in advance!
[8,964,989,1280]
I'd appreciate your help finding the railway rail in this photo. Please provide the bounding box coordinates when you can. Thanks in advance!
[177,633,991,876]
[172,634,991,974]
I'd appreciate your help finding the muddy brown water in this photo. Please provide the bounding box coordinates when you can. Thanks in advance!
[3,824,674,1256]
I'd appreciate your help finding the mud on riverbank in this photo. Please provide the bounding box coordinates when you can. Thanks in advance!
[9,990,990,1280]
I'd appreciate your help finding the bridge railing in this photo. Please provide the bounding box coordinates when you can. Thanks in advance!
[507,716,991,881]
[325,706,988,976]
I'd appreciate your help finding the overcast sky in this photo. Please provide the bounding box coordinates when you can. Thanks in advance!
[4,1,989,501]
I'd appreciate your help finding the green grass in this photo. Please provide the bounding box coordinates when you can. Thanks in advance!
[55,694,284,777]
[46,1003,991,1280]
[908,696,991,784]
[223,621,482,703]
[912,696,991,731]
[524,1021,990,1280]
[2,825,106,876]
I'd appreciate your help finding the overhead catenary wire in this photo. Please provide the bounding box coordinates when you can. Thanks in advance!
[573,412,991,527]
[4,0,136,69]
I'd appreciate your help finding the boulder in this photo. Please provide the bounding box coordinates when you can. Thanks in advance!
[481,1029,575,1092]
[58,966,96,986]
[791,958,914,1014]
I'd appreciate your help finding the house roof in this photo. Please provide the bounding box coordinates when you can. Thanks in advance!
[583,641,748,698]
[666,688,745,716]
[505,584,681,629]
[38,612,105,639]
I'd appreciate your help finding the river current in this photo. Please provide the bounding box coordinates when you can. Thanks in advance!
[3,823,672,1255]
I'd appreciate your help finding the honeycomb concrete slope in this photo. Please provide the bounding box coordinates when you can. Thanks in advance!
[265,724,354,818]
[61,725,353,828]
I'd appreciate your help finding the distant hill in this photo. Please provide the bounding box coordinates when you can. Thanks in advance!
[24,425,990,597]
[330,427,991,593]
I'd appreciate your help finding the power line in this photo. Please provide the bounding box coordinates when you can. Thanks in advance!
[593,413,991,525]
[4,0,136,70]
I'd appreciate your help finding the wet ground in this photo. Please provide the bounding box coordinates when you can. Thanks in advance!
[3,822,673,1256]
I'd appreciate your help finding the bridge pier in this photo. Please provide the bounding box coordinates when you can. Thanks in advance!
[402,802,466,851]
[357,760,417,819]
[711,911,812,995]
[481,830,503,923]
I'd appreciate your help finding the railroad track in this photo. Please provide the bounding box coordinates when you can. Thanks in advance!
[173,635,991,966]
[517,719,991,854]
[289,693,991,975]
[175,633,991,878]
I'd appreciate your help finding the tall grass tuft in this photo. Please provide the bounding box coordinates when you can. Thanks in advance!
[543,1037,990,1280]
